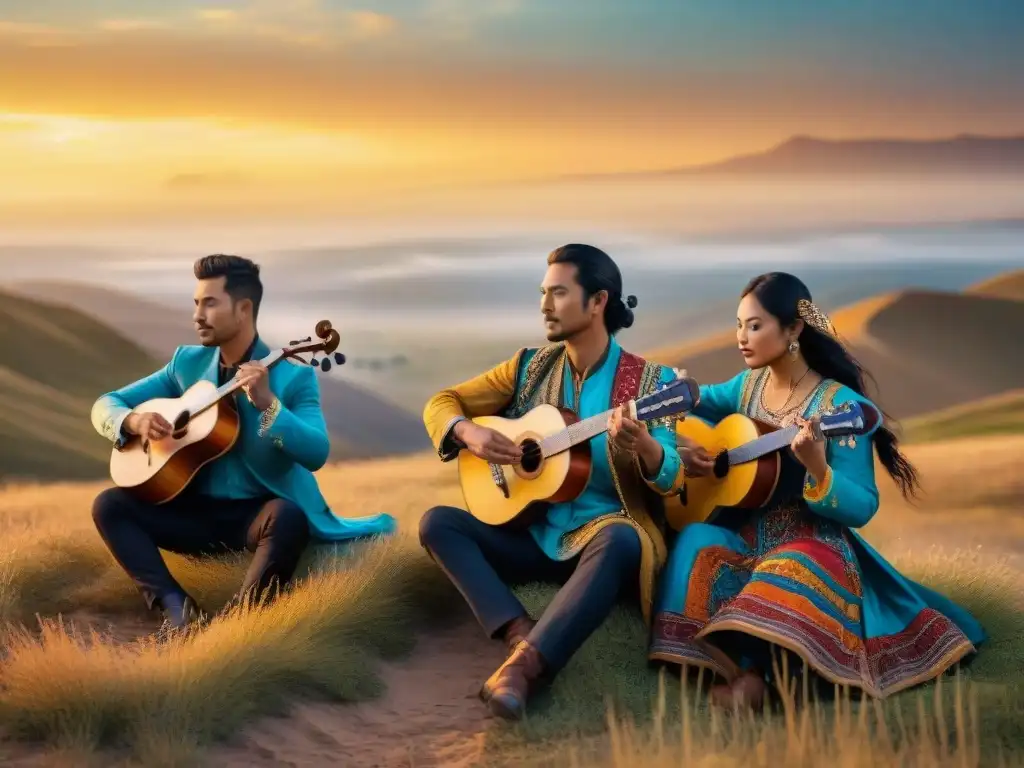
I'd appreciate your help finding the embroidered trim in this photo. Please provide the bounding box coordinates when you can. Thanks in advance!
[803,465,834,502]
[257,397,282,438]
[437,415,467,460]
[507,344,563,417]
[738,369,761,414]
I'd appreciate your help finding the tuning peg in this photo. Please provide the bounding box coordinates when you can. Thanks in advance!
[311,358,320,368]
[333,352,346,365]
[321,358,332,372]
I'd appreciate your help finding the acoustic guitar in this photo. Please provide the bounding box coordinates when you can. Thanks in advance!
[663,400,880,531]
[457,373,701,527]
[109,320,346,505]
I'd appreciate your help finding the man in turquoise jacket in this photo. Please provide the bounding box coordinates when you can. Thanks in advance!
[90,254,394,632]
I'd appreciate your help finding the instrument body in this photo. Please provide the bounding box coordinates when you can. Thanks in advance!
[457,374,701,527]
[110,381,239,504]
[458,404,591,527]
[109,320,345,504]
[663,400,880,531]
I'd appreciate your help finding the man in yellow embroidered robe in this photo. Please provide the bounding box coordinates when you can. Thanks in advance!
[419,244,684,721]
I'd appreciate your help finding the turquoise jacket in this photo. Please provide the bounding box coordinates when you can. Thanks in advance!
[90,339,396,542]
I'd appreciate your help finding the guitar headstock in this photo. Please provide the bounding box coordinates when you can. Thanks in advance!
[282,319,347,373]
[634,371,701,421]
[814,400,880,438]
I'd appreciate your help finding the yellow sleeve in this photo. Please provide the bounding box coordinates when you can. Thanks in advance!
[422,349,525,460]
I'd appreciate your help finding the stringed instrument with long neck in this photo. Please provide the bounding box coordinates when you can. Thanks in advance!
[663,400,881,531]
[458,373,702,527]
[109,320,346,505]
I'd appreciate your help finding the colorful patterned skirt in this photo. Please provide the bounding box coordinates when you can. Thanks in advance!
[649,505,973,698]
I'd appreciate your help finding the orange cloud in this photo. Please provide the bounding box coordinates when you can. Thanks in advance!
[347,11,398,39]
[0,20,78,47]
[97,19,169,33]
[187,1,398,47]
[196,9,238,22]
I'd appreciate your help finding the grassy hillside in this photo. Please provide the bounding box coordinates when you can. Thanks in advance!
[0,289,159,482]
[7,280,431,462]
[0,435,1021,766]
[903,388,1024,444]
[966,268,1024,300]
[650,286,1024,421]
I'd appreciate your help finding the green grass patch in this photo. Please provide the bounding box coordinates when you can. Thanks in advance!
[0,290,159,482]
[903,390,1024,444]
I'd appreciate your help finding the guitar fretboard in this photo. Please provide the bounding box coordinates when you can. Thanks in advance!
[538,408,617,456]
[726,425,800,465]
[189,349,285,417]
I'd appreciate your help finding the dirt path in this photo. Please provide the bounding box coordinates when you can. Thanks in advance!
[203,492,1024,768]
[212,621,509,768]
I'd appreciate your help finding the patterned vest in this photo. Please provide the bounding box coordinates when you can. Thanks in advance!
[504,341,672,624]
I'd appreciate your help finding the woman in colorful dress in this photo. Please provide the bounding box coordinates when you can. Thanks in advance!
[648,272,985,710]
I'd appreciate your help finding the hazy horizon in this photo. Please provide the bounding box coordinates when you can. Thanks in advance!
[3,217,1019,412]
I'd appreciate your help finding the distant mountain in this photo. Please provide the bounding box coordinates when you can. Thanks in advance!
[565,134,1024,181]
[5,281,431,463]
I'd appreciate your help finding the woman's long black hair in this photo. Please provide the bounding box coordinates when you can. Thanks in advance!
[742,272,920,499]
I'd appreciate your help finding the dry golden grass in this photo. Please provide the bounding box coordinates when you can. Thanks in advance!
[0,437,1021,766]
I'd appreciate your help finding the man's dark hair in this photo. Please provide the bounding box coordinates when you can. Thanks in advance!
[194,254,263,320]
[547,243,637,334]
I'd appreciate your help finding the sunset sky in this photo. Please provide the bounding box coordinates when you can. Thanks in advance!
[1,0,1022,215]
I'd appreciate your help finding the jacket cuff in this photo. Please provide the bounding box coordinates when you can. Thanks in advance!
[438,415,467,461]
[635,447,680,495]
[803,465,834,504]
[105,408,132,448]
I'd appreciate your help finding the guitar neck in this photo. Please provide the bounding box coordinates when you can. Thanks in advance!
[191,349,286,416]
[726,424,800,465]
[538,406,630,457]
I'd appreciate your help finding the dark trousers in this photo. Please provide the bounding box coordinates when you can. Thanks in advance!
[418,505,642,674]
[92,486,311,611]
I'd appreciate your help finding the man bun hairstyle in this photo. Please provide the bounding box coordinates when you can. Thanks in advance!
[194,254,264,320]
[547,243,637,335]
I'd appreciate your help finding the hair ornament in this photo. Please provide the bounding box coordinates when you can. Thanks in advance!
[624,294,638,309]
[797,298,836,338]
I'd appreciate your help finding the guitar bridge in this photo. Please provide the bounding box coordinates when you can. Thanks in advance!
[489,463,510,498]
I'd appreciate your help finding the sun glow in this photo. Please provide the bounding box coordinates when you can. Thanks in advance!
[0,112,441,204]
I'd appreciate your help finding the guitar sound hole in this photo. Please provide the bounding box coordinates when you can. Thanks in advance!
[172,411,190,438]
[713,451,729,479]
[519,440,542,473]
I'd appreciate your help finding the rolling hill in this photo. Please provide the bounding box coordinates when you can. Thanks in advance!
[0,288,161,481]
[966,268,1024,300]
[902,388,1024,444]
[649,277,1024,423]
[3,281,431,472]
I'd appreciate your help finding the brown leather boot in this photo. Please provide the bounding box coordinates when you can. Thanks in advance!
[479,640,546,720]
[501,615,537,656]
[710,671,767,712]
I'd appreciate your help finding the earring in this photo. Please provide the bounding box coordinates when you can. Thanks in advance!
[788,340,799,360]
